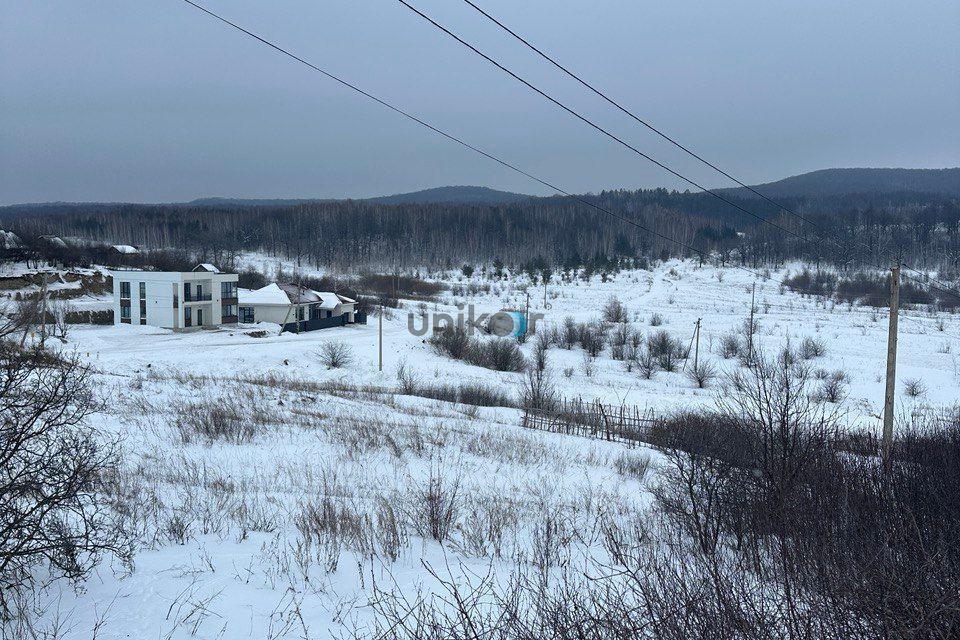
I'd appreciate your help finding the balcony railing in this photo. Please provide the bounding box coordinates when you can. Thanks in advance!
[221,315,239,324]
[184,293,212,302]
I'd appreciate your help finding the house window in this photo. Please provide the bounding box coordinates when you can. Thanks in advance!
[297,306,305,321]
[310,305,321,320]
[139,299,147,324]
[184,283,191,302]
[222,304,237,319]
[120,301,131,324]
[221,281,237,299]
[139,282,146,299]
[184,306,192,327]
[239,306,254,323]
[120,281,131,299]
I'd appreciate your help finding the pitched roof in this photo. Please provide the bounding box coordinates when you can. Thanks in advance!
[193,263,221,273]
[239,282,346,309]
[239,283,290,305]
[112,244,139,254]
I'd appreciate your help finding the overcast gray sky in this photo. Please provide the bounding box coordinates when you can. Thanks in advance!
[2,0,958,205]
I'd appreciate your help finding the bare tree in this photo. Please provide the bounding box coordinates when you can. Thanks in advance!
[50,301,72,344]
[0,345,129,619]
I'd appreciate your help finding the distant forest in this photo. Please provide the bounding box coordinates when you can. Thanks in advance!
[2,188,958,276]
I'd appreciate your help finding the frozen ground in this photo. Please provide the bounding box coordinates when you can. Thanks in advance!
[10,259,960,638]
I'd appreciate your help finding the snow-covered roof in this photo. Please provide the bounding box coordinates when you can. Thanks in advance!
[0,230,21,249]
[193,263,221,273]
[40,235,68,248]
[239,283,290,305]
[239,282,346,310]
[112,244,139,254]
[336,293,357,304]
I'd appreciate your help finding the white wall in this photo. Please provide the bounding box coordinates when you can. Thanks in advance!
[110,270,238,329]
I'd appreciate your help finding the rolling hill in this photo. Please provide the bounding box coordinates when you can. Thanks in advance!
[186,185,532,208]
[719,168,960,199]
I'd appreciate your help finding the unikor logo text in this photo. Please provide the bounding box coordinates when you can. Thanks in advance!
[408,304,544,338]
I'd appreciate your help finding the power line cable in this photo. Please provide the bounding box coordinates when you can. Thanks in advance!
[458,0,824,229]
[438,1,960,303]
[393,0,818,248]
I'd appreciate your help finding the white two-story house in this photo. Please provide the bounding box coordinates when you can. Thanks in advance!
[109,264,239,329]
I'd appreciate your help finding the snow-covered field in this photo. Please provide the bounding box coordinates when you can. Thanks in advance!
[10,259,960,638]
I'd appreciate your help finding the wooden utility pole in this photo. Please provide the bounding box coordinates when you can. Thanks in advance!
[882,264,901,468]
[524,291,530,338]
[378,303,383,372]
[37,276,48,349]
[694,318,701,370]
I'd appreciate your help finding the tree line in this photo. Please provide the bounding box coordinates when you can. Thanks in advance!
[1,190,957,274]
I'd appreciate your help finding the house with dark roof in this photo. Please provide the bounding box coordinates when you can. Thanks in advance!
[238,282,360,332]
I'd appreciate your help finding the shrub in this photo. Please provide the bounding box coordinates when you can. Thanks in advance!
[719,333,741,358]
[608,323,632,360]
[637,346,657,379]
[457,383,514,407]
[561,316,578,350]
[818,370,849,403]
[406,469,461,544]
[602,296,629,323]
[396,360,420,395]
[687,360,718,388]
[320,341,354,369]
[798,336,827,359]
[237,267,268,290]
[578,322,606,357]
[520,365,557,412]
[532,330,550,372]
[468,338,526,372]
[429,326,472,360]
[647,330,685,372]
[431,327,526,372]
[65,309,114,325]
[904,378,926,398]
